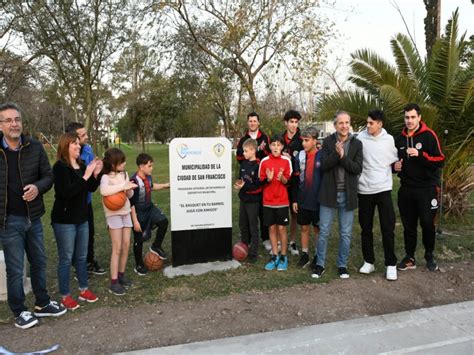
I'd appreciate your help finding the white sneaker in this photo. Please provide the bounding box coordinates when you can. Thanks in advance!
[359,261,375,274]
[386,265,397,281]
[262,240,272,251]
[289,242,299,256]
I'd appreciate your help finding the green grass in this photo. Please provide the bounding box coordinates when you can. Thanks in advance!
[0,143,473,321]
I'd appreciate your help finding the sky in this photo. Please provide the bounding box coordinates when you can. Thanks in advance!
[319,0,473,90]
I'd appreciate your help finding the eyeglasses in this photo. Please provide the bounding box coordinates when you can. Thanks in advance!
[0,117,22,124]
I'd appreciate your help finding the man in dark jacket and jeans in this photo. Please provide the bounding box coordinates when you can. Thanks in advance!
[394,103,444,272]
[311,111,363,279]
[0,103,66,329]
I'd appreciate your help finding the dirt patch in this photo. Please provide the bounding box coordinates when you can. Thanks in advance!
[0,261,473,354]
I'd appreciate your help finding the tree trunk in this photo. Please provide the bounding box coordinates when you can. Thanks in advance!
[247,80,258,111]
[237,82,244,118]
[424,0,441,59]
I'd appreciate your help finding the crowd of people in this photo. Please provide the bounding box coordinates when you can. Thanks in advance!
[235,105,444,279]
[0,101,444,330]
[0,103,170,329]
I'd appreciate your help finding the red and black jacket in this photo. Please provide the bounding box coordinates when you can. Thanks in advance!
[282,128,303,158]
[282,128,303,190]
[236,130,270,162]
[237,159,262,203]
[394,121,445,188]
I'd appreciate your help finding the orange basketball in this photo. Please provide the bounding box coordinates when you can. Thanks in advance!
[103,191,127,211]
[232,242,249,261]
[144,251,164,271]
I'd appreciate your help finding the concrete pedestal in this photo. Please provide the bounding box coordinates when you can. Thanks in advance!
[0,250,31,301]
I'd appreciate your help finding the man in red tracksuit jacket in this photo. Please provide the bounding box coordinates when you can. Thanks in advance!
[394,103,445,272]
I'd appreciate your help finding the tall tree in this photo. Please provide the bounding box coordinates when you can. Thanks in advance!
[170,26,235,137]
[166,0,332,111]
[112,36,160,150]
[6,0,127,149]
[424,0,441,59]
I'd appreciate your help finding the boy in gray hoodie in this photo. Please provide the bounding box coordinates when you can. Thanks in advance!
[357,109,398,281]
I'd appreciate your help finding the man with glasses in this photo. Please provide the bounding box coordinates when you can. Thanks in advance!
[0,103,66,329]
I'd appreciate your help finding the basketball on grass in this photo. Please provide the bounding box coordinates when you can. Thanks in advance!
[232,242,249,261]
[144,251,164,271]
[103,191,127,211]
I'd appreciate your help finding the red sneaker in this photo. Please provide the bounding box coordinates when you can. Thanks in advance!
[61,295,80,310]
[78,289,98,303]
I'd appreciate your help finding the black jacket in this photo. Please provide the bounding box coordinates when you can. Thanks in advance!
[238,159,262,203]
[51,160,99,224]
[394,121,444,188]
[318,133,363,210]
[236,130,270,162]
[282,128,303,190]
[282,128,303,159]
[0,133,53,229]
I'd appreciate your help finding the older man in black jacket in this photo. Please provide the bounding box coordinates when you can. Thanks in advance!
[311,111,363,279]
[0,103,66,329]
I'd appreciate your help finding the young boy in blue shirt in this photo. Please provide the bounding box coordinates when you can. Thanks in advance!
[292,127,322,268]
[234,138,262,264]
[130,153,170,275]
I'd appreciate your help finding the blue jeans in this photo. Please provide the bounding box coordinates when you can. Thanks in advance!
[316,192,355,268]
[0,215,50,316]
[53,222,89,295]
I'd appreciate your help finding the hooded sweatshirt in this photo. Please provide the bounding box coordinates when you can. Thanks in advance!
[357,128,398,194]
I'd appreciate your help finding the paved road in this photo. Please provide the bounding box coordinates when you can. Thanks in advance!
[124,301,474,354]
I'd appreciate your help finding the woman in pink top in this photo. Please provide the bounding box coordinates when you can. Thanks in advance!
[100,148,137,295]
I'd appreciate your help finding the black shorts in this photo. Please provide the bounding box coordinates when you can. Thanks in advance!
[263,206,289,226]
[297,208,319,227]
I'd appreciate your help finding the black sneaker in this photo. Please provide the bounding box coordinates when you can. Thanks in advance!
[134,264,148,276]
[15,311,39,329]
[87,260,106,275]
[109,283,126,296]
[150,245,168,260]
[311,264,325,279]
[118,275,133,289]
[33,301,67,318]
[297,252,310,268]
[425,254,439,271]
[338,267,350,279]
[397,256,417,271]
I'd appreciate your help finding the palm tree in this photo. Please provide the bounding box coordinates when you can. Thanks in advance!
[317,9,473,218]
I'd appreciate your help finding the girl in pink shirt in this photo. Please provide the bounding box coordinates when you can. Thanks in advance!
[100,148,137,295]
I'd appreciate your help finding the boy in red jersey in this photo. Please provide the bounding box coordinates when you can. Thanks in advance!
[259,135,292,271]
